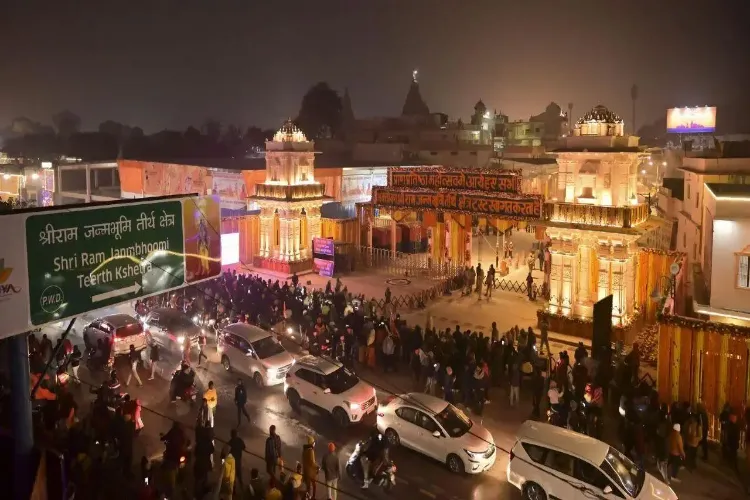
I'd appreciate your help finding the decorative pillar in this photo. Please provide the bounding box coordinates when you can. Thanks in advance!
[308,208,321,242]
[279,215,290,261]
[464,215,472,266]
[578,244,591,305]
[259,212,271,257]
[549,251,564,313]
[611,260,626,319]
[561,254,575,314]
[598,258,611,301]
[292,216,301,261]
[390,218,397,257]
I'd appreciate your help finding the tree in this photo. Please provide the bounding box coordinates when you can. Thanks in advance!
[296,82,342,139]
[52,110,81,138]
[244,126,267,148]
[201,119,222,143]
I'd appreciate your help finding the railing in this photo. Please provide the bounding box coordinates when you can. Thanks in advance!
[370,274,464,316]
[355,246,463,280]
[543,202,649,228]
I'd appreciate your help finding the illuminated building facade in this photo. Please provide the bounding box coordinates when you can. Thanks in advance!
[545,105,651,322]
[249,120,330,274]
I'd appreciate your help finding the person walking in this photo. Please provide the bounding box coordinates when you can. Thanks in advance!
[148,343,160,380]
[539,319,551,355]
[302,435,319,499]
[235,379,251,427]
[668,423,685,483]
[322,442,341,500]
[125,344,143,387]
[219,446,236,500]
[69,345,82,384]
[264,425,283,479]
[204,380,218,428]
[228,428,246,492]
[197,331,208,366]
[685,411,702,470]
[509,363,521,407]
[443,366,455,404]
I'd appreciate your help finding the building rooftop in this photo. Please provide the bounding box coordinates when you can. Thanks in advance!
[123,154,415,171]
[551,147,642,153]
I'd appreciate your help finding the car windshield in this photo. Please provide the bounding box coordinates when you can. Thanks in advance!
[251,336,286,359]
[434,404,473,437]
[601,446,644,497]
[322,367,360,394]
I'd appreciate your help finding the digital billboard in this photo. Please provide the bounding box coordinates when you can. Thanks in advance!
[312,237,335,257]
[666,107,716,134]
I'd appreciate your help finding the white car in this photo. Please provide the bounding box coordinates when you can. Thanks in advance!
[284,355,377,426]
[83,314,148,356]
[217,323,295,388]
[376,392,496,474]
[508,421,677,500]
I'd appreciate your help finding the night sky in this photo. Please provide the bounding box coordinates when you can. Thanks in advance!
[2,0,748,133]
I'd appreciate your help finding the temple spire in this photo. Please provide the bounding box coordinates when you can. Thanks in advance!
[401,69,430,116]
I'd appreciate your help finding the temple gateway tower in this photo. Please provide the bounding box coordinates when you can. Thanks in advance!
[250,120,329,274]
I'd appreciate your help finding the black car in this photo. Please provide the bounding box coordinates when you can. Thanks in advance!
[142,308,202,353]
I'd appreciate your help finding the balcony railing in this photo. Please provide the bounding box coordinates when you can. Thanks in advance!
[543,202,649,229]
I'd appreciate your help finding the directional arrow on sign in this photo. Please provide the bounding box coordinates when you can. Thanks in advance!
[91,282,142,304]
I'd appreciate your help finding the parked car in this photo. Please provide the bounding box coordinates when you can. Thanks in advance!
[217,323,295,388]
[82,314,148,356]
[508,420,676,500]
[376,392,496,474]
[284,355,377,426]
[142,308,201,353]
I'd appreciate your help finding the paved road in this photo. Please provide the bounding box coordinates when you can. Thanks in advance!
[40,305,743,500]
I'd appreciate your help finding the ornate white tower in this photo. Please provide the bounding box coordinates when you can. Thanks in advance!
[251,120,329,274]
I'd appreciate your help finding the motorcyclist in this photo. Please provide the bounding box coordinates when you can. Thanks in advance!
[171,362,195,402]
[360,429,388,489]
[161,421,187,466]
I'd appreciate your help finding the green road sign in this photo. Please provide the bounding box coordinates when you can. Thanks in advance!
[26,200,186,325]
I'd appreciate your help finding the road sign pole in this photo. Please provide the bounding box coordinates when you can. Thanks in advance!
[8,333,33,500]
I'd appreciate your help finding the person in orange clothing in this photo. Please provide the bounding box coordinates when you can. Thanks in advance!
[667,423,685,483]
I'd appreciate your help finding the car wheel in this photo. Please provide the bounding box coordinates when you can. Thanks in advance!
[253,372,264,389]
[522,482,547,500]
[446,453,465,474]
[384,428,400,447]
[288,390,301,412]
[221,355,231,371]
[332,407,349,427]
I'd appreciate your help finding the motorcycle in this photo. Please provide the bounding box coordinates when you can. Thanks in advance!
[346,441,396,492]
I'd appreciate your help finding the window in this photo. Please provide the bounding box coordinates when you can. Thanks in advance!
[395,407,418,425]
[738,255,750,289]
[575,459,621,496]
[543,450,575,477]
[601,447,644,498]
[321,367,359,394]
[294,368,318,385]
[415,410,439,433]
[521,443,547,464]
[687,183,691,199]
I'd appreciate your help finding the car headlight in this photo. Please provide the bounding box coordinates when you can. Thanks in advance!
[266,367,278,377]
[464,449,483,461]
[345,401,360,411]
[177,336,185,345]
[192,316,200,325]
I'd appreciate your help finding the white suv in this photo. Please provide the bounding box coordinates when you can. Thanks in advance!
[508,421,676,500]
[284,355,377,426]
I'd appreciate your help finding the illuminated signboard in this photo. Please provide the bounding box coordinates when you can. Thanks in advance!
[312,237,334,257]
[313,258,334,277]
[389,167,521,193]
[666,107,717,134]
[372,188,542,220]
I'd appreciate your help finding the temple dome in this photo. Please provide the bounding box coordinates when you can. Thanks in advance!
[273,119,308,143]
[576,104,623,125]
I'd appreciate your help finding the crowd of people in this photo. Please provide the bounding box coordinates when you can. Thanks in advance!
[8,267,750,498]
